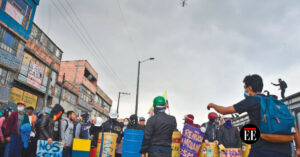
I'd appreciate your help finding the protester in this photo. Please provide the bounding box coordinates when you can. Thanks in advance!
[140,96,177,157]
[39,104,64,144]
[218,115,241,148]
[22,106,38,157]
[127,114,144,130]
[26,107,37,127]
[271,78,288,99]
[90,117,103,148]
[102,110,123,157]
[184,114,195,126]
[4,102,30,157]
[139,117,146,128]
[207,74,300,157]
[201,112,220,146]
[61,111,76,157]
[123,118,129,131]
[76,111,91,139]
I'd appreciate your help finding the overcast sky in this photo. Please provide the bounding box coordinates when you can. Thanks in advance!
[34,0,300,129]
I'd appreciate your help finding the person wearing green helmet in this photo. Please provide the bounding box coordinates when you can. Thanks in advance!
[140,96,177,157]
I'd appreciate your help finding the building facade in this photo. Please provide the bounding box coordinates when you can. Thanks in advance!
[9,23,63,111]
[57,60,112,119]
[0,0,39,107]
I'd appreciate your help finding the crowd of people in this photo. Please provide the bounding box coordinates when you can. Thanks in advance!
[0,74,297,157]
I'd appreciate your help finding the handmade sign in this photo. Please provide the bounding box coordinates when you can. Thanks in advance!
[220,148,242,157]
[96,132,117,157]
[72,138,91,157]
[180,124,205,157]
[172,131,181,157]
[36,140,63,157]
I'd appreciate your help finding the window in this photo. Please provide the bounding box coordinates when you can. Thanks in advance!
[3,0,32,28]
[39,33,45,45]
[0,67,8,85]
[55,49,61,59]
[47,41,54,53]
[30,25,39,40]
[0,28,23,55]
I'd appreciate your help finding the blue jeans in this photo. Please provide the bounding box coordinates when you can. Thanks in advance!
[4,134,23,157]
[249,150,289,157]
[62,146,72,157]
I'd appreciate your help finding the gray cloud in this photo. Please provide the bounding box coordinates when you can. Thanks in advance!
[34,0,300,129]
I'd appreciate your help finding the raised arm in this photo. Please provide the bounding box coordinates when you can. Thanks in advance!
[207,103,236,115]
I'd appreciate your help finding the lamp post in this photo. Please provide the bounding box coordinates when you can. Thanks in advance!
[117,92,130,113]
[135,57,155,115]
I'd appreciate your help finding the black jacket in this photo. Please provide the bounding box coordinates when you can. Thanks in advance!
[39,104,64,141]
[219,126,241,148]
[90,126,102,148]
[39,115,57,140]
[102,118,123,144]
[202,121,219,142]
[140,112,177,154]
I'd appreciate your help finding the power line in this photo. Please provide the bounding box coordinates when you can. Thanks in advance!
[50,0,127,91]
[115,0,144,60]
[63,0,129,90]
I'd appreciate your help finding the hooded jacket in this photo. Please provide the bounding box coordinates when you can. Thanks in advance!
[39,104,64,140]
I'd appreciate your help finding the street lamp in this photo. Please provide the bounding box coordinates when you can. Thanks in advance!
[135,57,155,115]
[117,92,130,113]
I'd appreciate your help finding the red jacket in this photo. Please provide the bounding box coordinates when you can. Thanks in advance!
[5,112,29,136]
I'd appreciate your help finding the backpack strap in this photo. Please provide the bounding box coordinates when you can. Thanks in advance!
[64,119,69,132]
[254,95,270,123]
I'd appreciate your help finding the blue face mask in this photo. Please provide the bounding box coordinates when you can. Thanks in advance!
[124,122,128,126]
[244,92,249,98]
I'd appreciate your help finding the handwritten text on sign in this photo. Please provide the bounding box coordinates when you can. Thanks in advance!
[220,148,242,157]
[36,140,63,157]
[180,124,205,157]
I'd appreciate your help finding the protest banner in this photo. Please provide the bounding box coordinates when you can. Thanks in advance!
[36,140,63,157]
[220,148,242,157]
[72,138,91,157]
[180,124,205,157]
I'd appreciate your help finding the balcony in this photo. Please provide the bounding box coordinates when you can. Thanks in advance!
[78,98,93,112]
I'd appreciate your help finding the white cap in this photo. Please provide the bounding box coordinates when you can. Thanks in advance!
[95,117,103,127]
[109,110,118,119]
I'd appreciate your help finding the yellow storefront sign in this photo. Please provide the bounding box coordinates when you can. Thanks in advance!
[9,87,23,103]
[9,87,38,109]
[22,92,38,109]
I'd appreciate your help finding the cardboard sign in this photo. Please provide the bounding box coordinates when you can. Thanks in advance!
[180,124,205,157]
[220,148,242,157]
[36,140,63,157]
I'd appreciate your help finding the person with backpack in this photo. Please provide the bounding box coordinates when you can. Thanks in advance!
[218,115,241,148]
[271,78,288,99]
[207,74,300,157]
[201,112,220,146]
[60,111,76,157]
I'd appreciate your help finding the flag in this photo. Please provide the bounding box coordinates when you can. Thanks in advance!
[163,91,169,109]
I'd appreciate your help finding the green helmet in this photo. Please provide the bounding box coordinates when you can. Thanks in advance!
[153,96,166,107]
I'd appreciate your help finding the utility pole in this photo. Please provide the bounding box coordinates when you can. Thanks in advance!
[117,92,130,113]
[43,62,53,111]
[58,73,65,104]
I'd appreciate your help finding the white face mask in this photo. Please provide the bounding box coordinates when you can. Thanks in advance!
[17,107,24,112]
